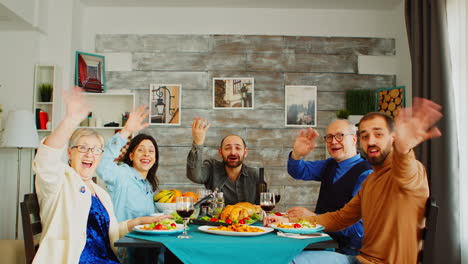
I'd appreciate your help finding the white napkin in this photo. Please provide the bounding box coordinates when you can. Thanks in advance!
[276,231,329,239]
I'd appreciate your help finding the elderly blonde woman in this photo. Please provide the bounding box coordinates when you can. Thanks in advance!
[32,87,169,264]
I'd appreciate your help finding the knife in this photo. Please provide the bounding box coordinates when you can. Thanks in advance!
[278,231,323,237]
[189,219,230,226]
[299,233,323,237]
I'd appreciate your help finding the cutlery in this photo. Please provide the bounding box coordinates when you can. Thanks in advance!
[278,231,323,237]
[189,219,230,226]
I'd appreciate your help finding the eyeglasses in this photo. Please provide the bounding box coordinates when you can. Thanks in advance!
[323,133,354,143]
[71,145,104,155]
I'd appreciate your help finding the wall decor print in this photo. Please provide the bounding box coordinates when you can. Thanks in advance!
[285,85,317,127]
[213,78,254,109]
[149,84,181,125]
[75,51,106,93]
[376,86,405,119]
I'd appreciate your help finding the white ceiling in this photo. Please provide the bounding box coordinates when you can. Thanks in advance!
[79,0,402,10]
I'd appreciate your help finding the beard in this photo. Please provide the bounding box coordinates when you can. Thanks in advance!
[222,154,244,168]
[364,144,392,166]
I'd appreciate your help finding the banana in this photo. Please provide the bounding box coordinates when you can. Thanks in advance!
[158,191,175,203]
[154,190,171,201]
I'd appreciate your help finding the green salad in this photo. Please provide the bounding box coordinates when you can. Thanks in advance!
[199,213,260,225]
[297,220,315,228]
[144,219,178,230]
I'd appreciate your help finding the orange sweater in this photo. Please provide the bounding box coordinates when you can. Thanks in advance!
[315,150,429,264]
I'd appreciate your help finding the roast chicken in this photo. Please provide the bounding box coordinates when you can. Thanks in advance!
[219,202,262,221]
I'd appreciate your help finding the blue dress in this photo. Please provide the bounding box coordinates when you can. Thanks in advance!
[79,195,120,264]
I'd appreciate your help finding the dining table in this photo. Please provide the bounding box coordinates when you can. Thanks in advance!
[115,223,338,264]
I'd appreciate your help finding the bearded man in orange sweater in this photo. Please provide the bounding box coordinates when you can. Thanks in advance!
[266,98,443,264]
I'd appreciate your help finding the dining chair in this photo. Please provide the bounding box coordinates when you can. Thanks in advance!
[419,198,438,264]
[20,193,42,264]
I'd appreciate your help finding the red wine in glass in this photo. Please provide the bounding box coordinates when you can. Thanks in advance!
[261,204,275,212]
[274,194,281,203]
[176,209,194,218]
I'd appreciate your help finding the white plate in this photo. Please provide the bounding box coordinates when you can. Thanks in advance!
[133,224,185,235]
[270,223,325,234]
[150,213,164,217]
[198,225,274,236]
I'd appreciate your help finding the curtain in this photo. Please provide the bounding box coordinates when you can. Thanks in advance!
[405,0,460,263]
[446,0,468,262]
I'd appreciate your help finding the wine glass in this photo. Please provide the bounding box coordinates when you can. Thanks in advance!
[197,188,212,217]
[176,196,194,239]
[260,192,275,219]
[269,187,282,212]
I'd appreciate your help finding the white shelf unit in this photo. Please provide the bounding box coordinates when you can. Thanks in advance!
[32,65,56,134]
[82,93,135,139]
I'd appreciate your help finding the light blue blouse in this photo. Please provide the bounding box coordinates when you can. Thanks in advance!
[96,133,156,222]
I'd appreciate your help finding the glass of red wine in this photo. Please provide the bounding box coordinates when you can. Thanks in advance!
[269,187,282,212]
[176,196,194,239]
[260,192,275,219]
[197,188,212,217]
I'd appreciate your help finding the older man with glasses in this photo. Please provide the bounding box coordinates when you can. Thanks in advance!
[286,119,373,256]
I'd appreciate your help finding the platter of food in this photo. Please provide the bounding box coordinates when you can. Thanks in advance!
[133,219,185,235]
[192,202,261,226]
[198,224,274,237]
[270,221,324,234]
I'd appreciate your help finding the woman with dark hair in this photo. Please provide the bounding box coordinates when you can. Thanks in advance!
[96,106,160,222]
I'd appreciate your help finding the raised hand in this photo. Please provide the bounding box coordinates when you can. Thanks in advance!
[192,117,211,145]
[64,86,92,126]
[394,98,443,154]
[120,106,150,139]
[291,128,319,160]
[44,87,92,148]
[287,206,316,219]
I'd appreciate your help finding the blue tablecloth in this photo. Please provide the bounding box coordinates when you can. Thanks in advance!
[126,225,332,264]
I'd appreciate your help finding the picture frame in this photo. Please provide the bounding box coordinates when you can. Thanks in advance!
[149,84,181,126]
[213,77,254,109]
[376,86,405,119]
[285,85,317,127]
[75,51,106,93]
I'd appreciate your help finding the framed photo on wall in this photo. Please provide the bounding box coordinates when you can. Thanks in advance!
[75,51,106,93]
[285,85,317,127]
[376,86,405,119]
[213,77,254,109]
[149,84,181,125]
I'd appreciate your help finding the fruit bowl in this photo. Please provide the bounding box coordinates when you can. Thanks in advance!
[154,202,177,213]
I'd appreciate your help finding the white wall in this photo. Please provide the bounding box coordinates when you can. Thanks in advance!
[0,31,40,239]
[0,0,84,239]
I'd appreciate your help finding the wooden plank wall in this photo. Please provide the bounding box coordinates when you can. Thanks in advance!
[95,34,396,210]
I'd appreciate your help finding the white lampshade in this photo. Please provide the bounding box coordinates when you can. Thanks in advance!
[3,110,39,148]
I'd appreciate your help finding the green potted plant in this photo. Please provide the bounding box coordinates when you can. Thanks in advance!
[336,109,351,119]
[39,83,53,102]
[345,89,376,125]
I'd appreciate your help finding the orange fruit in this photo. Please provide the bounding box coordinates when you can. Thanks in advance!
[183,191,198,202]
[171,189,183,203]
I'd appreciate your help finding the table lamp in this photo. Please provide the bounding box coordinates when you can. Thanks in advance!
[2,110,39,239]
